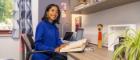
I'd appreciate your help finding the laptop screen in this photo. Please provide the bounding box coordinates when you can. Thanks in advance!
[63,32,73,41]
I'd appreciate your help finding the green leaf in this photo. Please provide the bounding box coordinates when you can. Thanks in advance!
[113,30,140,60]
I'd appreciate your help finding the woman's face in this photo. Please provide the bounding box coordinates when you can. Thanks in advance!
[47,6,58,22]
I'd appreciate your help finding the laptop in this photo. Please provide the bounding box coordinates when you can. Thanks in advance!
[63,28,84,41]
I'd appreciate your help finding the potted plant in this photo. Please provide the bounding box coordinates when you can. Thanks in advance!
[113,29,140,60]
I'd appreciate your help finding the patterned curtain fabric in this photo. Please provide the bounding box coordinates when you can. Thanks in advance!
[12,0,33,39]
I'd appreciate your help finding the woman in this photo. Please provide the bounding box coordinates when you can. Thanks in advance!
[32,4,66,60]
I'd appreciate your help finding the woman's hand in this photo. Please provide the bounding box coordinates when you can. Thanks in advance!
[55,44,67,52]
[59,44,67,48]
[55,47,61,52]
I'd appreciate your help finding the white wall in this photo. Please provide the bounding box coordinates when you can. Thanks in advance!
[79,1,140,45]
[0,36,20,59]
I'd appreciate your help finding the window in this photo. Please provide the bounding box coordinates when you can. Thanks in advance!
[0,0,13,34]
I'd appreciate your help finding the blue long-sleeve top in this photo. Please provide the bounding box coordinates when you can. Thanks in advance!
[34,19,63,52]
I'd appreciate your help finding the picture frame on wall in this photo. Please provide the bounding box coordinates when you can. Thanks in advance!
[75,16,82,31]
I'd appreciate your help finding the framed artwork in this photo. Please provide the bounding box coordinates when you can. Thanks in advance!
[61,2,67,18]
[75,16,82,31]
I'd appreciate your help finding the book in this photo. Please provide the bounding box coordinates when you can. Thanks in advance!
[60,39,87,52]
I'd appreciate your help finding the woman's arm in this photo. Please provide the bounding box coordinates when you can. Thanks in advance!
[56,29,63,47]
[55,29,68,52]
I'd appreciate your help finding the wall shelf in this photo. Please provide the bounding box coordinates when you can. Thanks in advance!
[72,0,139,14]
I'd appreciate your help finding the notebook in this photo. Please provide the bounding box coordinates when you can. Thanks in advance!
[60,39,87,52]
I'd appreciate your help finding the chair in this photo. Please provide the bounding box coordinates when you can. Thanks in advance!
[21,34,67,60]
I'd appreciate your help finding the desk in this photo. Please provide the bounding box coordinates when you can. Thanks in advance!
[68,47,113,60]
